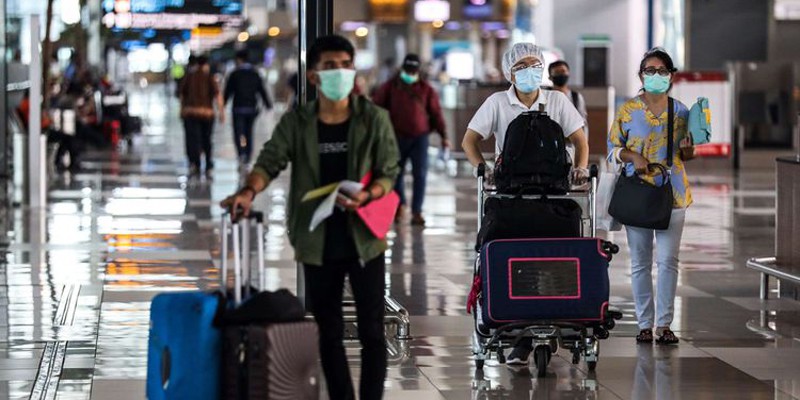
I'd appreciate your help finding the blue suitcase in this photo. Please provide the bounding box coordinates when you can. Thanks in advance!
[146,291,222,400]
[479,237,610,328]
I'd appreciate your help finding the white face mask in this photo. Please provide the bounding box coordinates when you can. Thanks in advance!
[316,69,356,101]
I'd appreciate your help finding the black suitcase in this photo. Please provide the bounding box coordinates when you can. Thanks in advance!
[219,212,320,400]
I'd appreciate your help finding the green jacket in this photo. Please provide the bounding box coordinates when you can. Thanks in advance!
[252,95,400,266]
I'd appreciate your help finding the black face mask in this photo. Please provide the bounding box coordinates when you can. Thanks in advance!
[551,74,569,87]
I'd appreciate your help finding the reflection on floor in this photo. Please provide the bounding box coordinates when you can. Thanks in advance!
[1,84,799,399]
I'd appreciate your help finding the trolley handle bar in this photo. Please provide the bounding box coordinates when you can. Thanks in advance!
[589,164,598,179]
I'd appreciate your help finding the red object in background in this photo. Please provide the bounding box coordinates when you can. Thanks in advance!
[104,120,121,147]
[673,71,727,83]
[694,143,731,157]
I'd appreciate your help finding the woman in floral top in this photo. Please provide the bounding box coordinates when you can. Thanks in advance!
[607,48,695,345]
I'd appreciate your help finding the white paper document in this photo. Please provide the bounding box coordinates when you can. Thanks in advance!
[307,180,363,232]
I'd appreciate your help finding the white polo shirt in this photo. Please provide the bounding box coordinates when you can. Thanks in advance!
[467,86,585,155]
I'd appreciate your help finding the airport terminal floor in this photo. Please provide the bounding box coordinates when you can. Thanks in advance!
[2,85,800,399]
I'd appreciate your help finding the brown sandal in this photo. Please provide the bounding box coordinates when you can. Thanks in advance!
[636,329,653,343]
[656,329,679,345]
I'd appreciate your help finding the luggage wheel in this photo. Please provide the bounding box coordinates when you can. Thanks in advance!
[533,346,551,378]
[571,348,581,365]
[594,326,610,339]
[584,337,599,372]
[496,348,506,364]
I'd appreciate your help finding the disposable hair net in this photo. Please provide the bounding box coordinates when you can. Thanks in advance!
[502,43,544,82]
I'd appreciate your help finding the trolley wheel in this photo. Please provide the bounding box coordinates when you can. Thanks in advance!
[604,318,616,330]
[595,327,610,340]
[475,358,485,370]
[534,346,549,378]
[588,360,597,372]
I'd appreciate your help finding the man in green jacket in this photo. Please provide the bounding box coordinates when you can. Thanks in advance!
[221,35,400,400]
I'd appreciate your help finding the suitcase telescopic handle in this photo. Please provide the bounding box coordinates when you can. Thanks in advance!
[220,211,267,305]
[226,207,264,223]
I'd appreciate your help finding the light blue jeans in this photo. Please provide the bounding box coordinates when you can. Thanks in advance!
[625,208,686,330]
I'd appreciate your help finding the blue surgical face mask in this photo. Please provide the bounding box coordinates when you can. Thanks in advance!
[400,71,419,84]
[643,74,670,94]
[513,67,543,93]
[317,69,356,101]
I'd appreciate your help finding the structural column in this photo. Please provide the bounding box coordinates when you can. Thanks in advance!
[28,15,46,211]
[297,0,334,104]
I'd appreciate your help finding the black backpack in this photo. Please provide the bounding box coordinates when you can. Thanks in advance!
[494,107,571,194]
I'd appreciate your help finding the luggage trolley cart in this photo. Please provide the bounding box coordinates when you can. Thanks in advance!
[471,164,622,376]
[296,262,412,342]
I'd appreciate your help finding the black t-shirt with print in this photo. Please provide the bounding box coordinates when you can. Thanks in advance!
[318,119,358,262]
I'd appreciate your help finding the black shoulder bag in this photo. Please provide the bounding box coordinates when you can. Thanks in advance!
[608,98,674,230]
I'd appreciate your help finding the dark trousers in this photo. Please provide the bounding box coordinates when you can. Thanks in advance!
[183,117,214,171]
[304,256,387,400]
[54,132,80,170]
[394,135,429,214]
[232,112,257,163]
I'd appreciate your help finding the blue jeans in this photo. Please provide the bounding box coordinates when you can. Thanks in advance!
[232,111,257,163]
[625,208,687,330]
[394,135,429,214]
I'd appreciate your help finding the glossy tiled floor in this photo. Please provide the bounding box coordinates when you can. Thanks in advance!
[2,84,799,399]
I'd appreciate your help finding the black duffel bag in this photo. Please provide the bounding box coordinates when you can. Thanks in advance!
[476,197,582,251]
[217,288,306,326]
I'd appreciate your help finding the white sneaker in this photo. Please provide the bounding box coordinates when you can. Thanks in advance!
[505,346,532,366]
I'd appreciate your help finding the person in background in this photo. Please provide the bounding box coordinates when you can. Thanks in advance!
[220,35,399,400]
[224,49,273,169]
[175,55,197,98]
[372,53,448,226]
[51,83,94,172]
[607,47,695,345]
[179,55,224,178]
[548,60,588,137]
[461,43,590,365]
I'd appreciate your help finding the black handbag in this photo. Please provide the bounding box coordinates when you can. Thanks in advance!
[608,98,675,230]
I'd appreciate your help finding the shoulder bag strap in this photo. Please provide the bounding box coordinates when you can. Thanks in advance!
[571,90,579,107]
[667,97,674,168]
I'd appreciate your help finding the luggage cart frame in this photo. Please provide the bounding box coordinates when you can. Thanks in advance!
[471,164,621,376]
[296,260,411,341]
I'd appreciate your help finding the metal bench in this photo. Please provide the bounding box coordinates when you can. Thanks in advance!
[746,257,800,300]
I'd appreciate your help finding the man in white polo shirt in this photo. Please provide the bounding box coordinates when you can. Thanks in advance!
[462,42,589,185]
[462,42,590,366]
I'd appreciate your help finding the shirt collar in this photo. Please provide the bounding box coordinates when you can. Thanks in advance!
[505,85,546,111]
